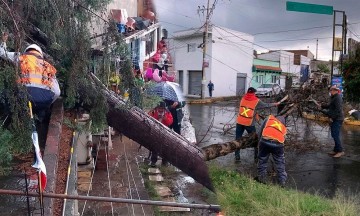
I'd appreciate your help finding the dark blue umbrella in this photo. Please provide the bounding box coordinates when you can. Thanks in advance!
[146,81,185,102]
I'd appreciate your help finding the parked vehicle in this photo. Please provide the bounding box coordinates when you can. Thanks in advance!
[255,83,282,97]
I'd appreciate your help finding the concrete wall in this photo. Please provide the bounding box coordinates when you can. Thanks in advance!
[257,51,295,74]
[174,26,254,97]
[173,35,204,95]
[257,50,312,85]
[253,59,279,67]
[251,59,280,88]
[211,26,254,97]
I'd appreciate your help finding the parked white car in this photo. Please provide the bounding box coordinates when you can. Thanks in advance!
[255,83,282,97]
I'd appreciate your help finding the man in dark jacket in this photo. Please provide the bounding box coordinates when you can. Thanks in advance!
[318,85,344,158]
[255,115,287,186]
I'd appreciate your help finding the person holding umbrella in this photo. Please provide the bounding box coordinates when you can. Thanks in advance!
[146,81,185,135]
[165,99,183,135]
[148,101,173,167]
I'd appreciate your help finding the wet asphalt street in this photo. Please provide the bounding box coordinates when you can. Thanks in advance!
[188,101,360,198]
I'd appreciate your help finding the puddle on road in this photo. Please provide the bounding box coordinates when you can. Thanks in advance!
[189,102,360,198]
[0,171,38,215]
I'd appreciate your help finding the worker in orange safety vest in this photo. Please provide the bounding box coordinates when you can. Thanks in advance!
[255,114,287,186]
[234,87,279,162]
[0,32,60,119]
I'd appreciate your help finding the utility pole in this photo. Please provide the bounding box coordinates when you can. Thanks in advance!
[331,10,346,84]
[199,0,211,99]
[316,38,318,60]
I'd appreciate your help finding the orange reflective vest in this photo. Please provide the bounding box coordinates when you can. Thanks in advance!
[236,98,259,126]
[262,115,287,144]
[18,52,57,91]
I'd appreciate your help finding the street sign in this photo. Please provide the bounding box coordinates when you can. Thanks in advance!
[286,1,333,15]
[334,37,343,51]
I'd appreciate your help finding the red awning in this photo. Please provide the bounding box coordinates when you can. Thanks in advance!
[254,65,282,72]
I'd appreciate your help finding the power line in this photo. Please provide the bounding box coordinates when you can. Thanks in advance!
[253,25,331,35]
[258,36,331,43]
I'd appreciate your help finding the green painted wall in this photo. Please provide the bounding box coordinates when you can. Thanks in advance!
[252,59,280,88]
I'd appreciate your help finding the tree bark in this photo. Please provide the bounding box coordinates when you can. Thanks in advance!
[102,88,215,191]
[202,133,258,161]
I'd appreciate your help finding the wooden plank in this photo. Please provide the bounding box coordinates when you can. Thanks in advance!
[77,177,91,183]
[154,186,172,197]
[158,197,190,212]
[77,171,91,178]
[148,168,161,174]
[148,174,164,182]
[78,183,92,191]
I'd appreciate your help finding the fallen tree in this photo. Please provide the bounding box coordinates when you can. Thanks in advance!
[90,75,300,191]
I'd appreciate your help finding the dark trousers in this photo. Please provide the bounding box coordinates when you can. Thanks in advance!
[234,124,256,159]
[209,89,213,97]
[331,120,343,152]
[151,151,168,165]
[257,139,287,184]
[27,87,54,111]
[27,87,54,121]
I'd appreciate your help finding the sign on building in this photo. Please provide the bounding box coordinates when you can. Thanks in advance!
[331,76,343,96]
[334,38,343,51]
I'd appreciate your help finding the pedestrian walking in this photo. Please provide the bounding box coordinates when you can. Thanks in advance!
[318,85,345,158]
[148,101,173,167]
[235,87,279,161]
[207,81,214,97]
[255,115,287,186]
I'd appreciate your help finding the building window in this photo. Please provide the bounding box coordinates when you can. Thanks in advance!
[259,75,264,84]
[271,75,278,83]
[178,70,183,89]
[146,31,155,55]
[255,76,258,83]
[187,43,196,52]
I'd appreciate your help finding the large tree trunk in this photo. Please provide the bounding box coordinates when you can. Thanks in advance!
[202,133,258,161]
[103,89,215,191]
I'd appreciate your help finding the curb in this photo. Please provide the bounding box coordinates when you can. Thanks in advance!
[186,96,239,104]
[42,99,64,216]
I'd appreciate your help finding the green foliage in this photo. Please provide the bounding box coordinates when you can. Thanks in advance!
[343,46,360,102]
[0,127,13,167]
[0,63,32,168]
[1,0,159,169]
[209,165,358,216]
[317,63,330,74]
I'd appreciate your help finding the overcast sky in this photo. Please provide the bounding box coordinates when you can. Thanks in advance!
[153,0,360,61]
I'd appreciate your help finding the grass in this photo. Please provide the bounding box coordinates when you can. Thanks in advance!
[209,165,359,216]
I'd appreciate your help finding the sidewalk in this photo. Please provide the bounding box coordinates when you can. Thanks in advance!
[78,134,153,216]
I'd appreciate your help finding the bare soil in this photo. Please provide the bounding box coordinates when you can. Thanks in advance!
[53,111,74,216]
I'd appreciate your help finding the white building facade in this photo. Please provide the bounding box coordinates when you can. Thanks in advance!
[257,50,311,89]
[173,26,254,97]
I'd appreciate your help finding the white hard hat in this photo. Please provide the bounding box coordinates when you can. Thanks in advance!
[25,44,43,56]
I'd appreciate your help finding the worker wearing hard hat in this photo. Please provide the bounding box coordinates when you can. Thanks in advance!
[0,32,60,113]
